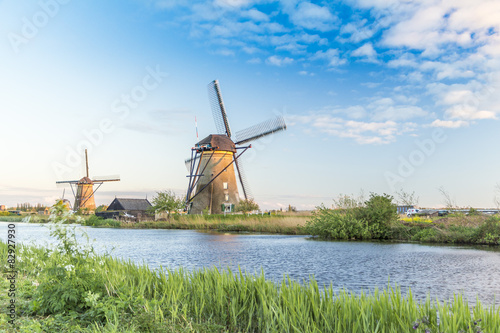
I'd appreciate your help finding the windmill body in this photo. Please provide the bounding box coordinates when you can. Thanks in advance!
[185,80,286,214]
[56,150,119,212]
[74,177,96,211]
[190,135,240,214]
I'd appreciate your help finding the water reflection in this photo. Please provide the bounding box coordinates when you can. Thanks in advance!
[2,222,500,305]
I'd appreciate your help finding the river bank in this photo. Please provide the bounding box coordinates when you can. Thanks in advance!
[1,235,499,332]
[2,212,500,246]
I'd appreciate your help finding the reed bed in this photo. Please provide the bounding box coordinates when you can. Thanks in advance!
[122,214,309,235]
[1,238,499,332]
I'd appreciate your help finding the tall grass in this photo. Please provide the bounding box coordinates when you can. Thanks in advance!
[123,214,309,235]
[1,237,499,332]
[0,216,24,222]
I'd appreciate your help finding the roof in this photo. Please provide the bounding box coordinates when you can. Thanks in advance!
[107,198,152,211]
[78,177,93,184]
[196,134,236,153]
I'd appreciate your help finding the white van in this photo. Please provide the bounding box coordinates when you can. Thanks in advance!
[407,208,420,217]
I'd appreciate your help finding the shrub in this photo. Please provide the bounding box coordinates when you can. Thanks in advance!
[306,193,398,240]
[84,215,120,227]
[358,193,398,239]
[305,205,371,240]
[31,200,107,320]
[474,216,500,245]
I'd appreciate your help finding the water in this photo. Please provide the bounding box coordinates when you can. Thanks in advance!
[3,222,500,305]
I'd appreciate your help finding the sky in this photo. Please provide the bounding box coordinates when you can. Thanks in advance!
[1,0,499,210]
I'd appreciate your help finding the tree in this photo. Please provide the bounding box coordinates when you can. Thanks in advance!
[236,198,259,215]
[395,189,419,208]
[359,193,398,239]
[95,205,108,212]
[494,183,500,210]
[396,189,419,221]
[438,186,457,210]
[149,190,184,219]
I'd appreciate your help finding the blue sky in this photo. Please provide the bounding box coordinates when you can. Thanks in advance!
[1,0,499,210]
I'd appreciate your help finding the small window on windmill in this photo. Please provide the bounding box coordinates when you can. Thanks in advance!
[223,182,228,190]
[225,194,229,202]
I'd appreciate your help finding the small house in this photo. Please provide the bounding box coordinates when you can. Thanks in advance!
[104,198,153,221]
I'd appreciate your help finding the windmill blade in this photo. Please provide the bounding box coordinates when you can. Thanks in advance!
[185,155,201,172]
[234,115,286,145]
[92,175,120,182]
[207,80,232,138]
[56,180,79,186]
[234,156,253,200]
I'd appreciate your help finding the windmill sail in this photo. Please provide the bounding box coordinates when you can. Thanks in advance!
[92,175,121,182]
[186,80,286,214]
[234,115,286,145]
[55,150,120,212]
[207,80,232,137]
[234,157,252,200]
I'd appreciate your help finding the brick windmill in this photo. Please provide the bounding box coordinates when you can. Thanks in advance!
[185,80,286,214]
[56,149,120,212]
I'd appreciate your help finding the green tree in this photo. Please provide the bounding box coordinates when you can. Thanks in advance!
[359,193,398,238]
[236,198,259,215]
[149,190,184,219]
[95,205,108,212]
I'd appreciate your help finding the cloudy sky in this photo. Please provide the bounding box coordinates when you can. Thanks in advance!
[1,0,499,210]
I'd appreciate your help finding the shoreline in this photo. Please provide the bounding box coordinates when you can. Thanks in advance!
[1,239,499,332]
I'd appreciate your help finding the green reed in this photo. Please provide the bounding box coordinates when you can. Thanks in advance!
[2,240,499,332]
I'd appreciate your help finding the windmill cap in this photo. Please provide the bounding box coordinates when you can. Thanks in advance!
[79,177,94,184]
[196,134,236,153]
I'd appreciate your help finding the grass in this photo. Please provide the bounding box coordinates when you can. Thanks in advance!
[1,236,499,332]
[0,216,25,222]
[391,215,500,245]
[120,214,310,235]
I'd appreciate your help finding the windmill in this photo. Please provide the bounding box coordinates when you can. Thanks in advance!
[56,149,120,212]
[185,80,286,214]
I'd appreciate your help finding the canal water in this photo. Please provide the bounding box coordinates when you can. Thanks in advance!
[2,222,500,305]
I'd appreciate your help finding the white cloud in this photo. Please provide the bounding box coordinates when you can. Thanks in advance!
[290,110,416,144]
[445,105,496,120]
[266,55,294,66]
[311,49,347,67]
[368,97,428,121]
[214,0,253,8]
[338,19,376,43]
[314,117,400,144]
[351,43,378,62]
[428,81,499,120]
[289,2,338,32]
[242,8,269,21]
[429,119,469,128]
[298,70,314,76]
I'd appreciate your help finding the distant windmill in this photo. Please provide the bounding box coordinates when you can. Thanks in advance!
[56,149,120,212]
[185,80,286,214]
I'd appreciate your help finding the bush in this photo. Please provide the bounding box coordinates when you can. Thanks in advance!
[305,205,371,240]
[474,216,500,245]
[306,193,398,240]
[358,193,398,239]
[84,215,120,227]
[32,200,107,319]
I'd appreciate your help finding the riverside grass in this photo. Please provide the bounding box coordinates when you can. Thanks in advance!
[1,232,500,332]
[119,213,309,235]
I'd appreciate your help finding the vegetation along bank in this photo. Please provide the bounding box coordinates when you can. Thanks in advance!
[1,205,499,332]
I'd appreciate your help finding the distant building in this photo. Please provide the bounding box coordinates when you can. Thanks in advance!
[100,198,153,221]
[397,205,414,214]
[0,205,5,211]
[37,207,50,215]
